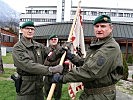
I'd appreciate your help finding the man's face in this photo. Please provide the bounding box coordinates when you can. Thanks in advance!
[49,38,58,46]
[94,23,113,39]
[21,26,35,39]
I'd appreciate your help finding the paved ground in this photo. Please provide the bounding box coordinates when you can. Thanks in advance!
[3,64,133,100]
[128,66,133,78]
[116,90,133,100]
[3,64,15,68]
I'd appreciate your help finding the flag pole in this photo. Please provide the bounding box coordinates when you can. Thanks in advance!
[67,0,81,42]
[46,1,81,100]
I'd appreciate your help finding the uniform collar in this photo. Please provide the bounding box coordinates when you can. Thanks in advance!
[49,44,59,49]
[21,36,39,48]
[90,34,113,48]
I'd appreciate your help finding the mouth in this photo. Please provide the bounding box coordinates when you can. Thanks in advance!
[97,33,102,35]
[97,32,103,35]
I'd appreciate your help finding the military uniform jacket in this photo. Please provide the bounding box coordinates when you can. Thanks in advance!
[13,36,52,76]
[63,35,124,89]
[44,44,63,66]
[12,36,52,99]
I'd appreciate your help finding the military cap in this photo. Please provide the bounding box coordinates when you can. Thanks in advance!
[49,34,58,40]
[93,15,111,25]
[20,21,34,28]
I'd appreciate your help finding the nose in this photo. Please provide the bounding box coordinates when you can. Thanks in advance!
[29,29,32,32]
[97,26,102,31]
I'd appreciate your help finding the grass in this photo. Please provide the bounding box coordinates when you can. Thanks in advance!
[0,80,16,100]
[0,68,16,80]
[0,68,81,100]
[0,68,16,100]
[2,52,14,64]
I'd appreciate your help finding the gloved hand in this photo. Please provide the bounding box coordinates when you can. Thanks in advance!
[67,50,74,60]
[52,73,63,83]
[62,42,72,50]
[62,42,74,60]
[76,47,83,57]
[48,65,63,74]
[62,48,74,60]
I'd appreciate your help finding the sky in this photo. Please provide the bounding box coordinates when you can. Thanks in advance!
[2,0,133,13]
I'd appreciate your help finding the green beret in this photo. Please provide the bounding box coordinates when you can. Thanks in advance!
[49,34,58,40]
[93,15,111,25]
[20,21,34,28]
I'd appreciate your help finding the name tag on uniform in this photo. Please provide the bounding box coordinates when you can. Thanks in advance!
[90,54,93,57]
[48,52,53,56]
[36,49,41,56]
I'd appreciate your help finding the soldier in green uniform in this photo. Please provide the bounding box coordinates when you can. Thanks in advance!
[52,15,124,100]
[12,21,63,100]
[44,34,67,100]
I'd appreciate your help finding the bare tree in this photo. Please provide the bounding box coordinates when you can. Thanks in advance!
[0,28,4,74]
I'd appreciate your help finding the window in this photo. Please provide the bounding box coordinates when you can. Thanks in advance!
[45,10,49,14]
[111,12,117,17]
[131,13,133,17]
[82,11,86,15]
[91,11,97,16]
[124,13,130,17]
[71,11,76,15]
[53,10,56,14]
[9,36,14,42]
[99,12,104,15]
[118,13,123,17]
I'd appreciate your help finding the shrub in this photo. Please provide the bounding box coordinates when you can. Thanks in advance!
[122,54,129,80]
[127,54,133,65]
[132,74,133,79]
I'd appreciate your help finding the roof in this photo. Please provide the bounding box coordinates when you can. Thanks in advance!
[34,21,133,40]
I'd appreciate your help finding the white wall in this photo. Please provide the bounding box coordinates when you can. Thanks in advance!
[64,0,72,21]
[1,47,6,56]
[56,0,63,22]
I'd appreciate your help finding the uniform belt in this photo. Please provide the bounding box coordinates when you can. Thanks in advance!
[84,84,116,94]
[22,76,43,81]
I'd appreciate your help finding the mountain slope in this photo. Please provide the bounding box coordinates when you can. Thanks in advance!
[0,0,19,27]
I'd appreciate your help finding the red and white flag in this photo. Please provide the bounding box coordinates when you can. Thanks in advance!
[68,9,86,100]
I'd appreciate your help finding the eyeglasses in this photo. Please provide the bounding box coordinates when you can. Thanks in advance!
[24,27,35,31]
[50,38,57,41]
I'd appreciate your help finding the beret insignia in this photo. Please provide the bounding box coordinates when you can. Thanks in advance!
[103,17,108,21]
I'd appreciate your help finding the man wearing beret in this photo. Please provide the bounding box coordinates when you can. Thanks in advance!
[43,34,66,100]
[52,15,124,100]
[12,21,63,100]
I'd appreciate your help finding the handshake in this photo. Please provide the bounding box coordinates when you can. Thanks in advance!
[48,65,64,83]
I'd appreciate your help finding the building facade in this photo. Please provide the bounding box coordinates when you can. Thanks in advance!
[0,28,18,55]
[20,0,133,26]
[19,0,133,59]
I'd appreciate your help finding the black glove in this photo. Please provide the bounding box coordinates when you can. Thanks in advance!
[62,42,74,60]
[76,47,83,57]
[62,42,72,50]
[62,48,74,60]
[49,65,63,74]
[52,73,63,83]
